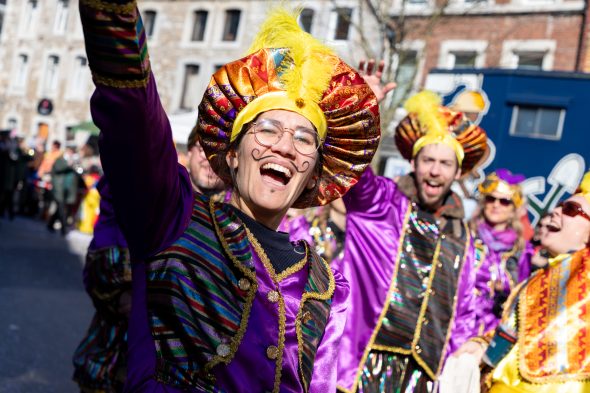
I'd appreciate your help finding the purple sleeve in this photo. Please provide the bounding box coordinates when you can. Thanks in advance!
[80,2,193,259]
[446,240,478,357]
[518,241,534,281]
[343,166,398,214]
[309,270,350,393]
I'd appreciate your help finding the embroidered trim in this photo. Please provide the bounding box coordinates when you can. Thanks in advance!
[80,0,136,13]
[296,253,336,392]
[435,224,472,376]
[92,71,151,89]
[410,239,443,380]
[342,203,412,393]
[246,229,290,393]
[204,200,258,374]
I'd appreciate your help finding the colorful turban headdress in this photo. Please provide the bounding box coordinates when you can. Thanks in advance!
[394,90,488,175]
[575,171,590,204]
[197,8,380,208]
[478,168,526,207]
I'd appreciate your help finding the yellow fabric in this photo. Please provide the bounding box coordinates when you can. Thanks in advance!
[412,133,465,165]
[576,171,590,204]
[547,253,571,267]
[230,91,326,142]
[490,345,590,393]
[78,188,100,234]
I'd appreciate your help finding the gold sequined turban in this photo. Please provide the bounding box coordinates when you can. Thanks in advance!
[197,8,380,208]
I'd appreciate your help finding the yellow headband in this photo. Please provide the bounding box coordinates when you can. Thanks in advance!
[412,133,465,166]
[230,92,326,143]
[576,171,590,205]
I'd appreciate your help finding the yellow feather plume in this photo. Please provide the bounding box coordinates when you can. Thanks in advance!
[404,90,447,135]
[248,7,337,105]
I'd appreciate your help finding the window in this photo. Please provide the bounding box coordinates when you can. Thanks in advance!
[439,40,487,69]
[54,0,69,34]
[392,50,419,104]
[334,8,352,40]
[21,0,38,34]
[0,10,4,38]
[14,54,29,90]
[451,51,477,68]
[515,51,545,70]
[501,40,555,70]
[299,9,314,33]
[180,64,200,110]
[191,10,208,41]
[222,9,241,42]
[69,56,88,97]
[143,10,157,39]
[43,55,60,95]
[509,105,565,140]
[7,118,17,130]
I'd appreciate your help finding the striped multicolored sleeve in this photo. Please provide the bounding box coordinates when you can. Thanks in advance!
[79,0,150,88]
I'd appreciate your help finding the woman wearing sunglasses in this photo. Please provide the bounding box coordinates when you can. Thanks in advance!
[481,172,590,392]
[78,3,380,392]
[470,169,533,335]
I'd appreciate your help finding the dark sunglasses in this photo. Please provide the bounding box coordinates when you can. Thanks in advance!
[484,195,513,206]
[558,200,590,222]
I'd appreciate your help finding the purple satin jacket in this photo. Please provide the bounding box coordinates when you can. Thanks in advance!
[89,75,350,392]
[336,168,478,392]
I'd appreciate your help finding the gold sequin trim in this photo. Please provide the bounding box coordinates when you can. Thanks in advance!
[434,223,471,377]
[92,71,151,89]
[246,228,288,393]
[296,253,336,393]
[410,238,443,380]
[80,0,136,13]
[204,200,258,374]
[339,203,412,393]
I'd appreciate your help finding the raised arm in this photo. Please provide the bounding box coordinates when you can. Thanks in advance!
[343,166,399,214]
[79,1,193,259]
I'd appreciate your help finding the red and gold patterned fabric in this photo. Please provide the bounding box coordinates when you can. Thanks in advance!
[395,99,488,175]
[197,12,380,208]
[518,248,590,383]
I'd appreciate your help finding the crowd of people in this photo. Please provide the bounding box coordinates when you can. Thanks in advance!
[61,2,590,393]
[0,131,102,235]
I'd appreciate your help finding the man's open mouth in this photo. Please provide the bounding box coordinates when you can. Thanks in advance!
[260,162,293,186]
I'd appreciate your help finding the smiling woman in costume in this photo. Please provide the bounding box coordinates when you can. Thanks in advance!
[470,169,533,335]
[78,2,379,392]
[481,172,590,393]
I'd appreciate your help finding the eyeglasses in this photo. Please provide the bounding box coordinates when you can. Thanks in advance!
[557,200,590,222]
[484,195,513,207]
[250,119,321,156]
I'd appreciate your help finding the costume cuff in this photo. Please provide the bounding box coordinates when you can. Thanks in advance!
[79,0,150,88]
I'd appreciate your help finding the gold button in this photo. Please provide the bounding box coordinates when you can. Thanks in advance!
[423,319,429,325]
[266,345,279,360]
[415,345,422,353]
[216,344,230,357]
[238,278,251,291]
[267,290,280,303]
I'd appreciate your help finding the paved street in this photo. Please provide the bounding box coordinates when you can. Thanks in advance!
[0,217,93,393]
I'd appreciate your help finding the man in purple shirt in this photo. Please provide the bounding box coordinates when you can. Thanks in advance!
[337,90,489,392]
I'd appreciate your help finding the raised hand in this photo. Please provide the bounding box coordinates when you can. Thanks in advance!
[358,59,396,103]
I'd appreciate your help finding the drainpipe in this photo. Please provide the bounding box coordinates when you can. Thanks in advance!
[575,0,589,71]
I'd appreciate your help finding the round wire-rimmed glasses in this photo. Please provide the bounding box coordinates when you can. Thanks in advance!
[250,119,321,156]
